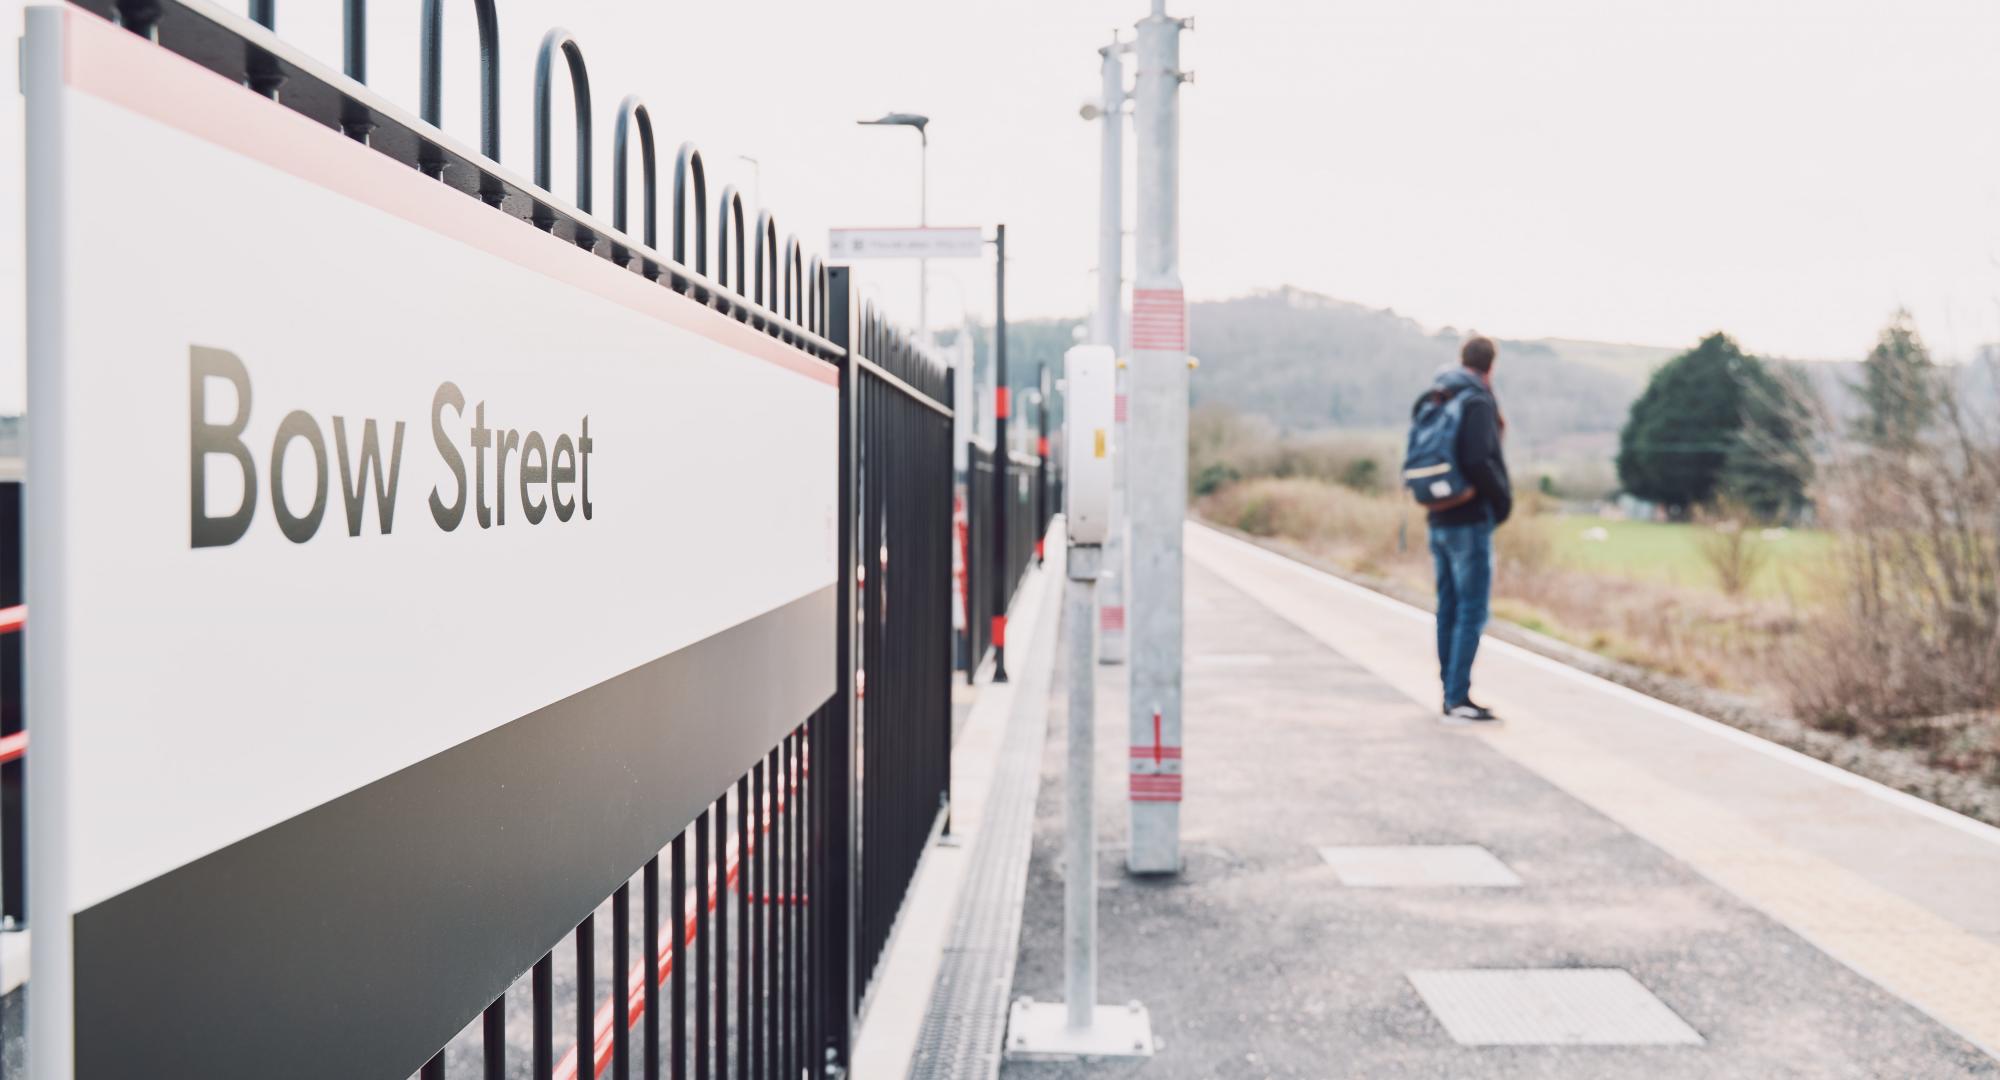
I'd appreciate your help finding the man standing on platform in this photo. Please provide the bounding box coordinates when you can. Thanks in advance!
[1413,335,1511,724]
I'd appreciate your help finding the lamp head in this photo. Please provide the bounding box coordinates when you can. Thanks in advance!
[858,112,930,134]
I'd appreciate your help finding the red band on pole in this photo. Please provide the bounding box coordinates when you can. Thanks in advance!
[991,615,1007,648]
[1035,539,1045,560]
[996,386,1010,419]
[1131,288,1187,351]
[1036,436,1049,457]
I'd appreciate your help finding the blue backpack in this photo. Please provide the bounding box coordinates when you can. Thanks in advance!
[1403,371,1484,509]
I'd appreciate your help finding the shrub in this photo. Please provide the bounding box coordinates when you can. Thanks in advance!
[1696,505,1770,597]
[1193,461,1239,497]
[1234,492,1278,537]
[1779,387,2000,736]
[1340,457,1381,493]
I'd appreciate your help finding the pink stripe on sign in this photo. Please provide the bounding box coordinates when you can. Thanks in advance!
[1114,394,1128,422]
[1099,605,1125,631]
[1131,288,1186,351]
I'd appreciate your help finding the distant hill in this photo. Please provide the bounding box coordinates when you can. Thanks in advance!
[975,289,2000,496]
[1185,287,1670,466]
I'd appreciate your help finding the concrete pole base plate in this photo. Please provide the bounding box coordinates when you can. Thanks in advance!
[1005,999,1156,1060]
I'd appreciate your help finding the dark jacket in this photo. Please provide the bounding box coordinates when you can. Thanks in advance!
[1412,369,1511,527]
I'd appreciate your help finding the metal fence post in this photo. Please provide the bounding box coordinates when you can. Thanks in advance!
[819,265,860,1076]
[1036,363,1050,564]
[991,224,1010,682]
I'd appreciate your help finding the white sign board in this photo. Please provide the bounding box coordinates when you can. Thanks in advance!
[1064,346,1115,544]
[828,226,986,260]
[25,9,836,1078]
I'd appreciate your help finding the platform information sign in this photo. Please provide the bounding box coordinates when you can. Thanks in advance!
[828,225,986,260]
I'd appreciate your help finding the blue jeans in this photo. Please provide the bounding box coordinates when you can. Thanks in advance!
[1430,519,1494,708]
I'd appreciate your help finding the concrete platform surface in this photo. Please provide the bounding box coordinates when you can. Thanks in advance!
[1000,537,2000,1079]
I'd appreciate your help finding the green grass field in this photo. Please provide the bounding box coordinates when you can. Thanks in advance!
[1548,516,1833,599]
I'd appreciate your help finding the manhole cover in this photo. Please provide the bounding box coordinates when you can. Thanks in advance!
[1408,969,1704,1046]
[1318,845,1522,887]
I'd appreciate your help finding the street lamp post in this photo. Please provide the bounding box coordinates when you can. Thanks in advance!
[1083,34,1130,667]
[857,112,930,340]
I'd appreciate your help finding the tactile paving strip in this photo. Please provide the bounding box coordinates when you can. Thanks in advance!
[903,660,1053,1078]
[1408,968,1704,1046]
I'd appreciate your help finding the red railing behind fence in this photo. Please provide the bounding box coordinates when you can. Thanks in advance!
[0,605,23,764]
[554,747,809,1080]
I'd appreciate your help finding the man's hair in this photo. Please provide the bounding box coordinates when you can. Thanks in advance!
[1461,335,1496,373]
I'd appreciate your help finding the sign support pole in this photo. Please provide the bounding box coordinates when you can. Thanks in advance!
[1007,345,1152,1060]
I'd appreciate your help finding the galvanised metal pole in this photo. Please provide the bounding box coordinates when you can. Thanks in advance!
[991,224,1010,683]
[1127,0,1189,875]
[1063,543,1102,1028]
[1094,35,1131,667]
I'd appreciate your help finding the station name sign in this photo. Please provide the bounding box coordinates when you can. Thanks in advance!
[27,11,840,1079]
[190,346,597,547]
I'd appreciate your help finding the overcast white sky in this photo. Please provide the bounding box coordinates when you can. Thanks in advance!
[4,0,1999,413]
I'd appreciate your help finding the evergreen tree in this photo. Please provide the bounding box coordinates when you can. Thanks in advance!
[1721,361,1814,520]
[1853,310,1938,449]
[1616,332,1809,518]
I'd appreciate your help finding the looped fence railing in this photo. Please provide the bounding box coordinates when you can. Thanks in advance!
[533,28,593,236]
[716,185,748,315]
[612,95,658,260]
[84,0,840,357]
[782,235,803,326]
[753,210,778,332]
[419,0,501,163]
[673,142,710,297]
[808,256,826,336]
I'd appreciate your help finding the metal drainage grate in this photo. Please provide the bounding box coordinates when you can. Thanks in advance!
[1408,969,1704,1046]
[1318,845,1523,887]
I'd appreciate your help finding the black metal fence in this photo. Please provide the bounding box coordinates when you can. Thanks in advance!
[965,443,997,680]
[1006,450,1044,605]
[841,295,957,1012]
[0,480,19,930]
[959,433,1057,685]
[423,714,822,1080]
